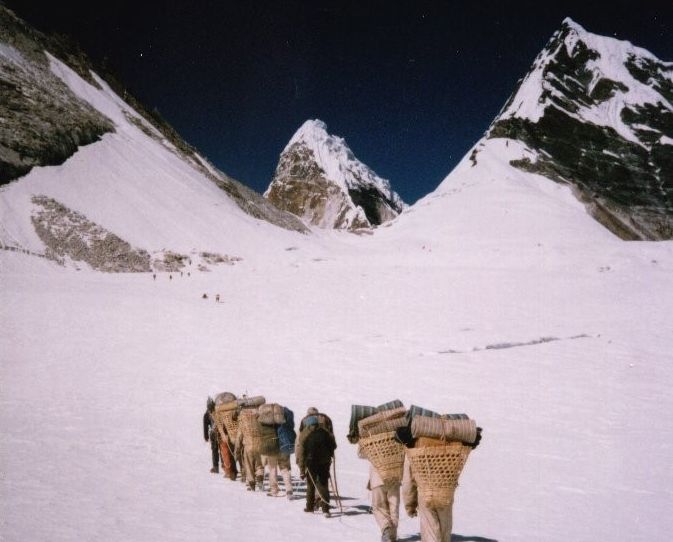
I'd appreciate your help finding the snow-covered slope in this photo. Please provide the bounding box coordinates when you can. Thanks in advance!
[265,120,406,230]
[3,199,673,542]
[489,18,673,240]
[0,6,307,271]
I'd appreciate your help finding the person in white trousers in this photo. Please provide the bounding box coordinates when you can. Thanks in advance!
[369,464,401,542]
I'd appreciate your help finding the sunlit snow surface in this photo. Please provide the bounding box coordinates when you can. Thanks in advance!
[2,45,673,542]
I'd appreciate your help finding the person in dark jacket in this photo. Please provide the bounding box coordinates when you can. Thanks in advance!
[203,397,219,473]
[295,408,337,516]
[299,406,334,433]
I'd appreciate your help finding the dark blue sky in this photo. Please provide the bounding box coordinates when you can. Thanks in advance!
[10,1,673,203]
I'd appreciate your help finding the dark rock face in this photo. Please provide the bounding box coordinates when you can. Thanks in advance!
[31,195,151,272]
[489,20,673,240]
[0,6,113,184]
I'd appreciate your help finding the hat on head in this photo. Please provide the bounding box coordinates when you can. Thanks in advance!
[306,407,318,416]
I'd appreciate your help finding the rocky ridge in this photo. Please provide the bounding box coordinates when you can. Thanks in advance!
[487,18,673,240]
[265,120,405,230]
[0,5,307,235]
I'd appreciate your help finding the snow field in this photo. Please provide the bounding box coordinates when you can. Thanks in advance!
[2,234,673,541]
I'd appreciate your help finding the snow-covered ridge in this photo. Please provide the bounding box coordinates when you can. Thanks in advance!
[284,119,405,209]
[498,17,673,145]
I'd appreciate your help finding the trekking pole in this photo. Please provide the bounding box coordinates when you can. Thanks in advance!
[330,456,344,514]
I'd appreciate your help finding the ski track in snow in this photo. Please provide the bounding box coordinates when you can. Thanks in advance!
[436,334,592,354]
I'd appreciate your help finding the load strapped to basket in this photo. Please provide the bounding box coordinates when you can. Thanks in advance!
[215,395,266,442]
[356,405,407,483]
[410,415,477,444]
[257,403,286,426]
[238,407,278,456]
[348,399,404,443]
[214,391,237,405]
[358,406,408,438]
[406,410,480,508]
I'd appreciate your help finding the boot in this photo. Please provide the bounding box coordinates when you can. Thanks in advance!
[247,481,255,491]
[381,526,396,542]
[255,475,264,492]
[210,467,218,473]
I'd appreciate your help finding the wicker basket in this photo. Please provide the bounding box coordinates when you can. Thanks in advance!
[217,409,239,440]
[406,442,471,507]
[238,409,278,455]
[358,431,405,483]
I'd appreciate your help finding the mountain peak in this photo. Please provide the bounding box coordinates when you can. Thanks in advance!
[287,119,329,148]
[266,120,406,230]
[560,17,585,34]
[487,19,673,240]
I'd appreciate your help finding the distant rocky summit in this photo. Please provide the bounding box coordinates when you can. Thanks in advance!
[487,18,673,240]
[265,120,406,230]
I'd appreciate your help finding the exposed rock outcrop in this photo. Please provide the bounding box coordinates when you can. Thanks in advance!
[0,6,113,183]
[265,120,405,230]
[488,18,673,240]
[31,195,151,272]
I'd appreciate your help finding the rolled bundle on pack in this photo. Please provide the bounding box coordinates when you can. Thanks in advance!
[216,400,239,413]
[237,395,266,408]
[214,392,237,405]
[407,405,441,422]
[411,415,478,444]
[348,404,378,444]
[377,399,404,411]
[442,413,470,420]
[258,403,286,426]
[361,416,408,437]
[359,406,408,438]
[407,405,470,422]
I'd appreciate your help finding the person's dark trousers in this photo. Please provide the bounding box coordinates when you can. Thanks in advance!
[306,461,331,512]
[211,437,220,471]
